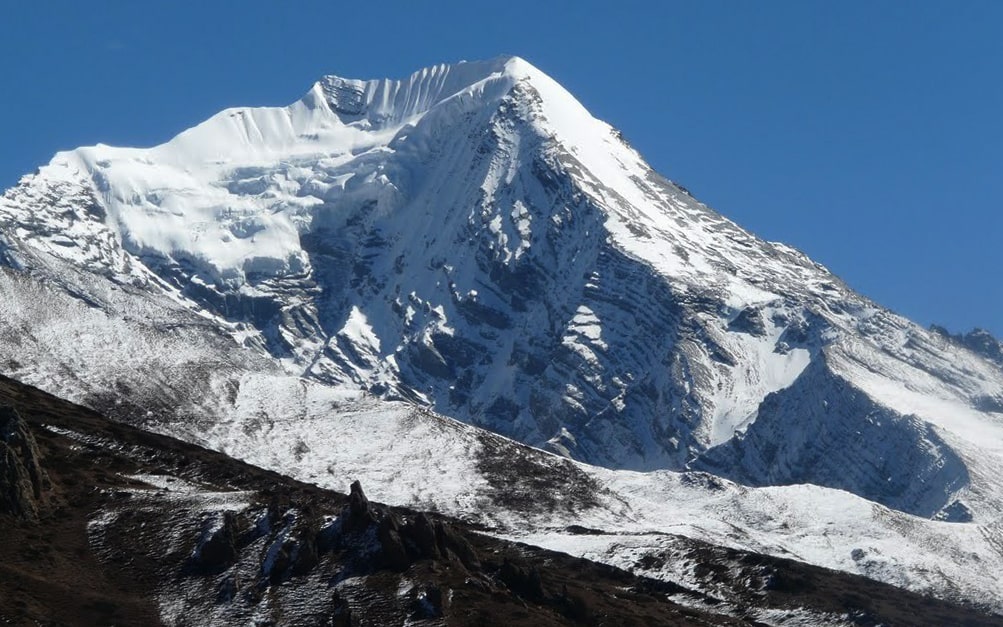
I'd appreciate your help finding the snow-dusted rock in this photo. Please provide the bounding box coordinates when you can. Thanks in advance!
[2,56,1002,611]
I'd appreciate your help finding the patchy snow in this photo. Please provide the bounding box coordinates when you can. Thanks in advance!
[125,473,254,511]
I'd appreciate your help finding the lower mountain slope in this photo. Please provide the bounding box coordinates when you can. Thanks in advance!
[1,374,1000,626]
[0,375,728,626]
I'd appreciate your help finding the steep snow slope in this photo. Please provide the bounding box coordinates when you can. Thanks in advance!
[2,56,1003,611]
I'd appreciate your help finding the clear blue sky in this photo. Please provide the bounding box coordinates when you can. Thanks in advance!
[3,1,1001,336]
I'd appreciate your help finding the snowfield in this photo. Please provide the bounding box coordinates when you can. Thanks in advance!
[2,56,1003,613]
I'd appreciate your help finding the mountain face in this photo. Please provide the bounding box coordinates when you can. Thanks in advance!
[2,56,1003,616]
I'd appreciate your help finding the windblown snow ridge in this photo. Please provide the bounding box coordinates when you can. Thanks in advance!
[317,56,518,125]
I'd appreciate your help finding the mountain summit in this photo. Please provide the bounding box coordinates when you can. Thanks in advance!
[315,56,525,123]
[1,58,1002,614]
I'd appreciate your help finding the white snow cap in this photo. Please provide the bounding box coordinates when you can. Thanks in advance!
[27,56,588,288]
[49,56,559,171]
[313,55,541,126]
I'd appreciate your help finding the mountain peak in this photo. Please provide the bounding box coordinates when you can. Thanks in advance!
[307,56,538,126]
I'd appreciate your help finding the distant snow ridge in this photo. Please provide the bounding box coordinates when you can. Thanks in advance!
[2,56,1003,611]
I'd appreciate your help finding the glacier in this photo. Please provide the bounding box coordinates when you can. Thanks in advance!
[1,55,1002,612]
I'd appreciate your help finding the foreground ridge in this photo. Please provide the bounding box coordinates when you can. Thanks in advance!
[1,375,998,626]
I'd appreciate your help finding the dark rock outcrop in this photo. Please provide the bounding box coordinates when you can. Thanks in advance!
[337,481,482,573]
[192,511,239,572]
[0,405,49,519]
[932,325,1003,366]
[727,306,767,336]
[498,558,545,601]
[343,479,375,532]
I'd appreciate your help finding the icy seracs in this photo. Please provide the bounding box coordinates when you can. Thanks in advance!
[1,56,1002,611]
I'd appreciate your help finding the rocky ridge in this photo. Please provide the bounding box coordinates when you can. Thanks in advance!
[1,374,999,626]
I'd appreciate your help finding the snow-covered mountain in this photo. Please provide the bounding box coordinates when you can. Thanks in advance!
[2,56,1002,614]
